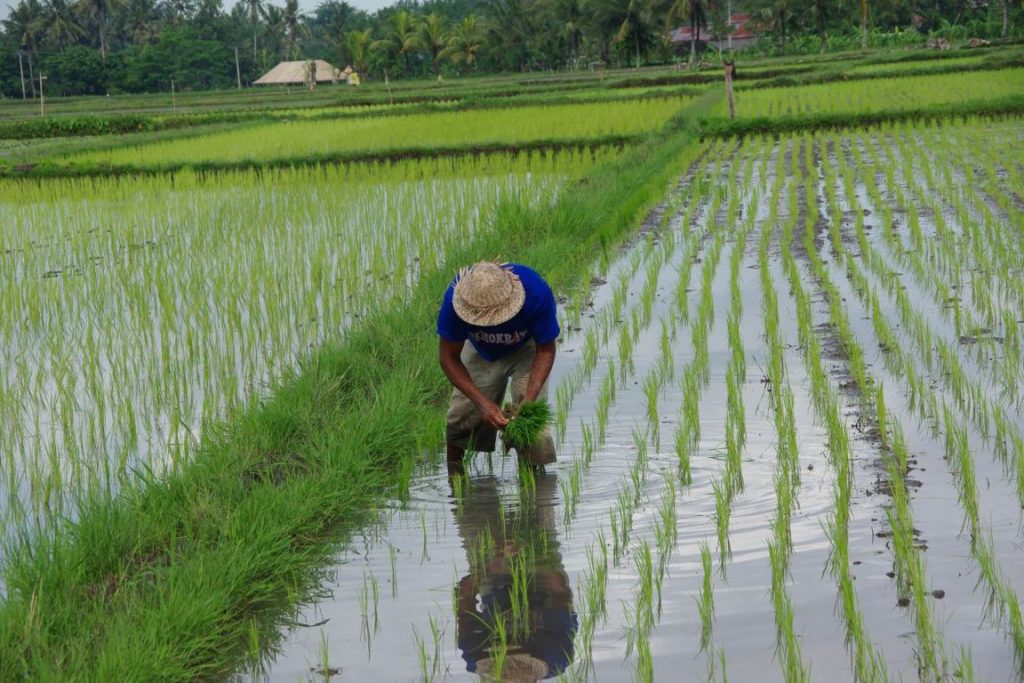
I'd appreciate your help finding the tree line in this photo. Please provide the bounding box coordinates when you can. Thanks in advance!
[0,0,1019,97]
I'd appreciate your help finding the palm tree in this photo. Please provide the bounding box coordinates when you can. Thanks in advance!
[42,0,84,51]
[547,0,585,68]
[438,15,485,73]
[370,9,420,77]
[652,0,715,68]
[282,0,309,59]
[590,0,656,68]
[418,12,447,76]
[2,0,45,95]
[74,0,124,60]
[114,0,160,45]
[806,0,829,52]
[260,2,286,62]
[750,0,790,52]
[242,0,264,61]
[345,27,372,74]
[484,0,536,71]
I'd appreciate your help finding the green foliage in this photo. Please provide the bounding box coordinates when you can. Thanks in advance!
[503,399,553,449]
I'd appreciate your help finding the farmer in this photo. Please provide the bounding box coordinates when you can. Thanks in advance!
[437,261,559,474]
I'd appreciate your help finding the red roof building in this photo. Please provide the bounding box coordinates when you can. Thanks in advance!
[670,13,760,49]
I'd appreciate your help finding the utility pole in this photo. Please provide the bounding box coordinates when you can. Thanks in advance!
[17,51,26,100]
[39,73,46,116]
[171,79,176,113]
[234,47,242,89]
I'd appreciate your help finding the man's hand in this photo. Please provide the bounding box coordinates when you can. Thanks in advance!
[480,399,509,429]
[440,338,507,428]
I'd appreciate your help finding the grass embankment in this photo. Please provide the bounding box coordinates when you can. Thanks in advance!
[0,88,719,681]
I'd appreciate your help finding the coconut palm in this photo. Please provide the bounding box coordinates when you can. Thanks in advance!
[42,0,84,51]
[114,0,160,45]
[345,27,372,74]
[3,0,46,54]
[749,0,791,51]
[282,0,309,59]
[590,0,657,68]
[260,2,286,61]
[651,0,716,68]
[418,12,447,75]
[547,0,585,67]
[242,0,264,61]
[2,0,45,95]
[370,10,420,76]
[483,0,537,71]
[74,0,125,59]
[438,14,485,73]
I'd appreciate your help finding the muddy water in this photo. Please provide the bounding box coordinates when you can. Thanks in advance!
[241,128,1024,682]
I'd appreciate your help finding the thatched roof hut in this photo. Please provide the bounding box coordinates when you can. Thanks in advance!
[253,60,341,85]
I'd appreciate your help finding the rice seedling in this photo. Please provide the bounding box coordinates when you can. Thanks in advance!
[698,542,715,652]
[503,399,552,451]
[643,373,661,450]
[388,544,399,599]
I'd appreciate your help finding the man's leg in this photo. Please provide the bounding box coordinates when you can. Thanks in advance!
[446,344,510,474]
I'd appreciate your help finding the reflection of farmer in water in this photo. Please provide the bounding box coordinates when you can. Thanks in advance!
[453,473,576,681]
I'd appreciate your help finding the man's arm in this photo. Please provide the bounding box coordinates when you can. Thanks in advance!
[439,338,508,429]
[523,341,556,403]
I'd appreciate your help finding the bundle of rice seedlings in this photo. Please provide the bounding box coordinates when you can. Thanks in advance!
[503,399,552,450]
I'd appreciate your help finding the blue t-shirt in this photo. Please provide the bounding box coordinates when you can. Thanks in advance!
[437,264,560,362]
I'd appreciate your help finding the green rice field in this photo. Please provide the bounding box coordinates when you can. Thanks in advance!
[1,47,1023,682]
[64,97,688,169]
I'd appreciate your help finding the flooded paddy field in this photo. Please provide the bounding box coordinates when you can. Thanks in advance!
[0,150,610,560]
[248,118,1024,682]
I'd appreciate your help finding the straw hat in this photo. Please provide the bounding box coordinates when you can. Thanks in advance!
[476,653,548,682]
[453,262,526,327]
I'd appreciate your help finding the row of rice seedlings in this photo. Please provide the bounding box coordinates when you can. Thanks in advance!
[731,68,1024,119]
[569,532,609,682]
[0,153,591,549]
[827,215,1024,671]
[855,127,1024,414]
[857,132,1007,376]
[558,187,710,528]
[623,539,656,681]
[69,97,693,168]
[890,127,1024,390]
[898,123,1024,327]
[553,186,697,444]
[563,141,757,678]
[827,139,1024,509]
[942,407,1024,674]
[563,146,735,678]
[597,159,734,561]
[789,144,963,678]
[773,137,892,682]
[782,239,895,680]
[758,212,811,682]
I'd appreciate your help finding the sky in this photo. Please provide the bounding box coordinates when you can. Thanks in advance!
[1,0,395,22]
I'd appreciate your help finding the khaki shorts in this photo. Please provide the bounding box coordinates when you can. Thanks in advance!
[446,340,556,466]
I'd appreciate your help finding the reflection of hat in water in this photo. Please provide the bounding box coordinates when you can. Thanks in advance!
[453,262,526,327]
[476,653,548,682]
